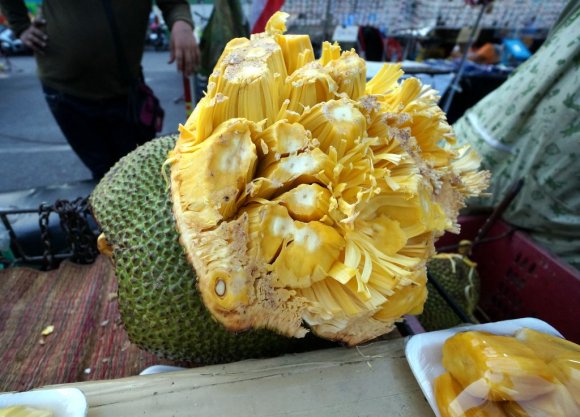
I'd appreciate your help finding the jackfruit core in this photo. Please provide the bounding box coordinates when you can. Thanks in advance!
[167,12,488,345]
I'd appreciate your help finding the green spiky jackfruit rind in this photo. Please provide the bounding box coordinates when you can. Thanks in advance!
[418,257,481,332]
[90,136,332,363]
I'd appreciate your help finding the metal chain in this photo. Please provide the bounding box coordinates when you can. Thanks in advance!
[38,197,99,270]
[39,203,54,270]
[53,197,99,265]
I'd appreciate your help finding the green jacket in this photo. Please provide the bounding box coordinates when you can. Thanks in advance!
[199,0,249,77]
[0,0,193,99]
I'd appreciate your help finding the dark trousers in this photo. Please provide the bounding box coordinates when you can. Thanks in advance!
[42,85,155,180]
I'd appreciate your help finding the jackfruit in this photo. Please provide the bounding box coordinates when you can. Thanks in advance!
[167,11,489,345]
[515,328,580,407]
[501,382,578,417]
[0,406,52,417]
[90,136,332,362]
[91,11,488,357]
[514,328,580,363]
[442,331,556,401]
[548,357,580,407]
[419,254,480,331]
[434,372,506,417]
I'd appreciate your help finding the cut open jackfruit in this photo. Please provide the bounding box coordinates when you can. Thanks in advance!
[167,12,488,345]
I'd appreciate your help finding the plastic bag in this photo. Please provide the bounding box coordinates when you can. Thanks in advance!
[434,329,579,417]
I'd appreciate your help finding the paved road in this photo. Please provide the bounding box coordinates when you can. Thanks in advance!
[0,50,195,193]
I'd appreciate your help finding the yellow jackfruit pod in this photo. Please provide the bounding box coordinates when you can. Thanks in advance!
[300,98,367,157]
[266,11,315,75]
[205,36,288,128]
[442,331,556,402]
[217,61,280,125]
[244,200,343,289]
[433,372,507,417]
[549,357,580,407]
[244,203,290,264]
[271,220,346,288]
[256,120,313,166]
[251,147,335,200]
[209,37,251,82]
[514,328,580,407]
[514,328,580,363]
[169,118,259,230]
[264,10,288,35]
[276,34,315,75]
[325,50,367,99]
[0,406,53,417]
[286,63,338,114]
[501,382,579,417]
[319,41,341,65]
[182,92,230,143]
[274,183,332,222]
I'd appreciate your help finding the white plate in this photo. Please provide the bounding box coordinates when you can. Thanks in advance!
[139,365,185,375]
[0,388,87,417]
[404,318,563,417]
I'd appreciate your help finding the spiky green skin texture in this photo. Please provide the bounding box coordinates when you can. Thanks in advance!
[90,136,332,363]
[418,257,480,331]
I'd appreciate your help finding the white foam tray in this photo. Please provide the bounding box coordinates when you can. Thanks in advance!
[139,365,186,375]
[0,388,87,417]
[404,318,563,417]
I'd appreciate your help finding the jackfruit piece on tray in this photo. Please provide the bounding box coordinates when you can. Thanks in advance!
[501,382,579,417]
[514,328,580,363]
[515,328,580,407]
[0,406,53,417]
[168,11,489,345]
[548,357,580,407]
[433,372,506,417]
[442,331,556,402]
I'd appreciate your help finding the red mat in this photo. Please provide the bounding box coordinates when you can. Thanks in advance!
[0,256,180,392]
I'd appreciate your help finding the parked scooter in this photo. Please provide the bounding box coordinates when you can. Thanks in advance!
[145,15,169,51]
[0,24,26,55]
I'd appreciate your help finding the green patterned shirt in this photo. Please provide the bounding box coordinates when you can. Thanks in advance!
[453,6,580,269]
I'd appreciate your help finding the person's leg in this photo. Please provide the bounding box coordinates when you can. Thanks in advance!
[42,85,117,180]
[101,100,156,165]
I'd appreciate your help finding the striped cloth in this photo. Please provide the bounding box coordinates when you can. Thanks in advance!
[0,256,184,392]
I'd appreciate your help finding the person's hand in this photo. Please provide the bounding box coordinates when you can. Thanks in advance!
[19,18,48,54]
[169,20,200,75]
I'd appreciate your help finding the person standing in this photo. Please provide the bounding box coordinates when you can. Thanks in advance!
[453,1,580,269]
[0,0,200,180]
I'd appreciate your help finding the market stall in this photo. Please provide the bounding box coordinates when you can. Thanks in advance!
[1,2,578,417]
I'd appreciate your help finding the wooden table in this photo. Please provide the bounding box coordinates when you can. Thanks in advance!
[46,338,433,416]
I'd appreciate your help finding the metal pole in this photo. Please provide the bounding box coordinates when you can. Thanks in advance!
[427,272,474,324]
[323,0,333,41]
[183,74,194,118]
[441,3,487,113]
[471,178,524,253]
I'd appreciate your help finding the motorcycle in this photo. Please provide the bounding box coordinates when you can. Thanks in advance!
[145,16,169,51]
[0,24,27,55]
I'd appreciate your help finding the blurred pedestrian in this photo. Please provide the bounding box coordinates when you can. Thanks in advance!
[0,0,200,180]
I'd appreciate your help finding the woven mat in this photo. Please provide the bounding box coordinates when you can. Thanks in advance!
[0,256,180,392]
